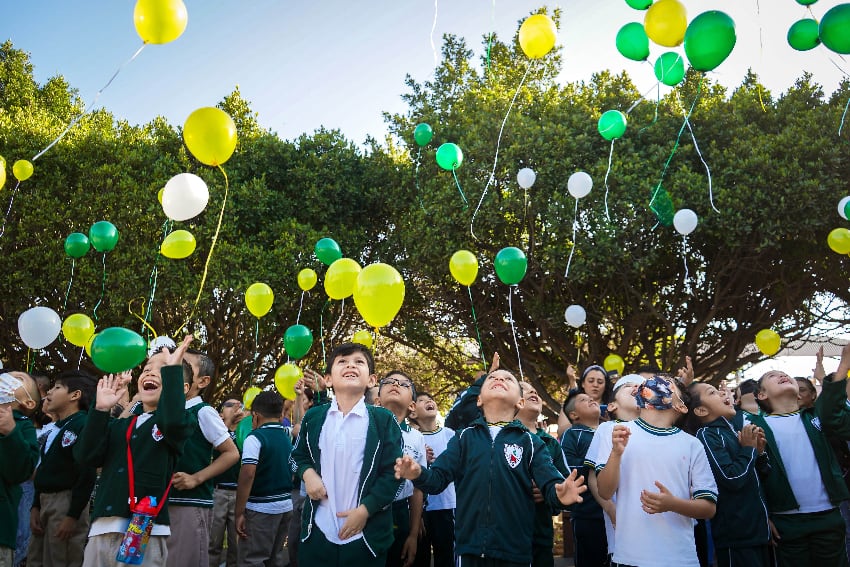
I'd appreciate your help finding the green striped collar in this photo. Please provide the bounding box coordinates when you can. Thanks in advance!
[634,418,680,436]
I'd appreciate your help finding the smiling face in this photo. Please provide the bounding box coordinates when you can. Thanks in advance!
[580,369,607,402]
[691,383,736,422]
[608,383,641,420]
[519,381,542,418]
[477,370,524,412]
[413,393,438,420]
[44,381,79,417]
[137,351,170,410]
[327,350,375,395]
[757,370,798,408]
[569,393,600,424]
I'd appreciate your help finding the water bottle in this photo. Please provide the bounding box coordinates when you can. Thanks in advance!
[116,496,157,564]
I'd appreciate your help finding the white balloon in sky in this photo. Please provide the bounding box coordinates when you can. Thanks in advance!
[567,171,592,199]
[838,196,850,220]
[162,173,210,221]
[673,208,699,236]
[564,304,587,328]
[517,167,536,189]
[18,306,61,349]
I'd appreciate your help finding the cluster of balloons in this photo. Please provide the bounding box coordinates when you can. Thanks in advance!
[788,3,850,54]
[755,329,781,356]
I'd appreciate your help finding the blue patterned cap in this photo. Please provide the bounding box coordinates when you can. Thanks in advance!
[635,376,674,410]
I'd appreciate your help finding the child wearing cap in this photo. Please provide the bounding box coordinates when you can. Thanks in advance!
[595,376,717,567]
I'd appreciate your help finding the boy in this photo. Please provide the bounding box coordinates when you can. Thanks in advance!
[208,395,243,567]
[166,349,239,567]
[75,336,194,567]
[395,369,586,567]
[290,342,403,566]
[519,381,570,567]
[376,371,426,567]
[596,376,717,567]
[235,390,292,567]
[686,382,771,567]
[28,370,98,567]
[560,390,606,567]
[745,343,850,567]
[0,370,40,567]
[410,392,455,567]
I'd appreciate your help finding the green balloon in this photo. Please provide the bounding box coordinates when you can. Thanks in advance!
[284,324,313,360]
[795,0,818,5]
[787,19,821,51]
[91,327,147,374]
[843,200,850,222]
[413,123,433,146]
[616,22,650,61]
[314,237,342,266]
[625,0,653,9]
[494,247,527,286]
[435,143,463,171]
[820,4,850,54]
[649,188,675,227]
[88,221,119,253]
[597,110,627,141]
[684,11,737,72]
[64,232,90,259]
[654,52,686,86]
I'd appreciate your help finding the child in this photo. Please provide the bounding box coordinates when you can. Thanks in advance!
[518,381,570,567]
[595,376,717,567]
[376,371,426,567]
[208,395,243,567]
[560,390,606,567]
[75,336,194,567]
[0,370,40,566]
[28,369,98,567]
[166,349,239,567]
[732,379,760,430]
[410,392,455,567]
[235,390,292,567]
[290,342,403,566]
[686,382,771,567]
[394,369,586,567]
[745,343,850,567]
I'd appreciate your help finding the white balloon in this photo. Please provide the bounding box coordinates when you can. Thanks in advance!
[673,208,698,236]
[567,171,592,199]
[839,196,850,220]
[18,306,61,349]
[564,304,587,328]
[516,167,536,189]
[161,173,209,221]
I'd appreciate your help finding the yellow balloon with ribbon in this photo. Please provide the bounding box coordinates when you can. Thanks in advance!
[518,14,558,58]
[160,229,196,259]
[297,268,318,291]
[85,332,98,358]
[755,329,781,356]
[352,329,374,350]
[62,313,95,348]
[644,0,687,47]
[603,354,625,375]
[183,107,238,167]
[324,258,361,300]
[449,250,479,286]
[274,363,303,401]
[245,283,274,318]
[243,386,262,410]
[12,160,33,181]
[353,263,405,328]
[134,0,189,45]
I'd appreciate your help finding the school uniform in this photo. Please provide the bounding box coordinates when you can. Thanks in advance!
[208,429,240,567]
[530,428,570,567]
[29,410,96,567]
[388,421,427,567]
[561,423,606,567]
[0,411,39,563]
[414,426,456,567]
[290,397,403,567]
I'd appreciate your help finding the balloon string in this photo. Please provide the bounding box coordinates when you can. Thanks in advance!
[678,93,718,213]
[470,61,535,239]
[32,43,147,162]
[144,219,171,336]
[77,347,84,370]
[249,318,260,385]
[373,327,381,360]
[319,299,330,368]
[625,80,660,116]
[452,168,468,209]
[63,258,76,313]
[430,0,439,68]
[92,253,107,322]
[129,298,157,338]
[564,199,579,278]
[755,0,767,113]
[638,82,661,134]
[507,285,524,380]
[650,78,703,212]
[27,348,33,373]
[603,139,615,221]
[682,235,691,294]
[0,180,21,239]
[467,286,486,368]
[174,166,229,335]
[330,298,346,339]
[296,290,305,325]
[839,96,850,138]
[415,148,426,211]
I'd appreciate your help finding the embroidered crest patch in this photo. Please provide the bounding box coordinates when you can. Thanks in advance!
[151,424,164,442]
[504,443,523,469]
[812,416,822,431]
[61,430,77,448]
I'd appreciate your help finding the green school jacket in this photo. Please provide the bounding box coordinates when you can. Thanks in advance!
[533,427,570,547]
[169,402,215,507]
[0,411,38,550]
[561,423,603,520]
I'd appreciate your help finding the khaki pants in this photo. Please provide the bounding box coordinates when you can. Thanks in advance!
[208,487,237,567]
[165,505,212,567]
[28,490,90,567]
[81,532,167,567]
[237,509,290,567]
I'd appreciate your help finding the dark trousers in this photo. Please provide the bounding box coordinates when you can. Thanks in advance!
[770,509,850,567]
[298,524,386,567]
[715,544,771,567]
[458,556,527,567]
[387,498,412,567]
[414,508,455,567]
[571,517,608,567]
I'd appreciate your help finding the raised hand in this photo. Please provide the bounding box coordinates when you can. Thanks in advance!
[394,454,422,480]
[95,374,130,412]
[611,424,631,456]
[163,335,193,367]
[555,469,587,506]
[489,352,500,374]
[738,423,759,449]
[677,356,695,385]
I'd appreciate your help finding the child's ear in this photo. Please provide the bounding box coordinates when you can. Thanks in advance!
[183,382,190,395]
[515,397,526,410]
[568,410,580,423]
[69,389,82,403]
[407,401,416,414]
[374,397,383,407]
[321,374,333,389]
[197,375,211,390]
[694,406,709,417]
[368,374,377,388]
[476,395,483,408]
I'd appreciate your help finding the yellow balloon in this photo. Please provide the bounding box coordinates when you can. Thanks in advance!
[183,107,238,167]
[755,329,781,356]
[828,228,850,254]
[245,282,274,318]
[12,159,33,181]
[353,263,405,328]
[298,268,318,291]
[449,250,479,286]
[518,14,558,58]
[157,187,165,205]
[0,156,6,190]
[134,0,189,45]
[644,0,687,47]
[160,229,196,259]
[324,258,361,300]
[352,329,374,350]
[243,386,262,410]
[62,313,95,348]
[85,332,98,358]
[274,363,303,401]
[603,354,625,375]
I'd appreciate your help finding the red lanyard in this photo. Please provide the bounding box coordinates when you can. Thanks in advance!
[126,415,172,515]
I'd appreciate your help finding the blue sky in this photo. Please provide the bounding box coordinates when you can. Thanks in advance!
[2,0,847,145]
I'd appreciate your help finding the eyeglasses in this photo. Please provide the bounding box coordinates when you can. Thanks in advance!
[380,378,413,389]
[222,401,242,409]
